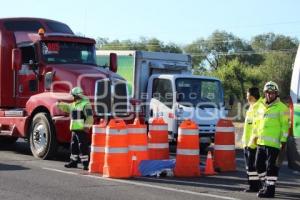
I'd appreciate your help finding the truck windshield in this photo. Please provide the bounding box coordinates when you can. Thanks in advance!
[41,41,96,65]
[176,78,223,108]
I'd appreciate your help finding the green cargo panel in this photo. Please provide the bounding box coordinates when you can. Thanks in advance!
[96,55,134,96]
[293,104,300,138]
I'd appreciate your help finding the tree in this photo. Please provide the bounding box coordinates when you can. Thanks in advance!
[95,37,109,49]
[163,42,182,53]
[145,38,163,52]
[184,38,207,70]
[97,37,182,53]
[250,33,299,100]
[260,52,295,100]
[204,58,265,102]
[251,33,298,51]
[185,30,262,71]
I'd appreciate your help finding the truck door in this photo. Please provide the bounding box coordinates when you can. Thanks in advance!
[149,78,174,134]
[16,45,39,106]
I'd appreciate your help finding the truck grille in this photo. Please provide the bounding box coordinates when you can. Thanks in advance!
[94,78,128,116]
[198,124,216,135]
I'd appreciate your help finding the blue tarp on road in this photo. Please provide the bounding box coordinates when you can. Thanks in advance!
[139,159,176,176]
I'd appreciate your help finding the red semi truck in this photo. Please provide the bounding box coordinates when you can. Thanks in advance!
[0,18,129,159]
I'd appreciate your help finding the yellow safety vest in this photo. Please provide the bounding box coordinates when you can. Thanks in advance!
[254,98,289,149]
[242,98,263,148]
[57,98,93,131]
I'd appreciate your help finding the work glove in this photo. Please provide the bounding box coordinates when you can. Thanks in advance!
[276,143,287,167]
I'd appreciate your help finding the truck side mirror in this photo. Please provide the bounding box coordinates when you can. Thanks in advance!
[28,60,38,71]
[12,48,22,71]
[109,53,118,73]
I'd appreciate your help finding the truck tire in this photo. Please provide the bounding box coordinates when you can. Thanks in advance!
[29,112,57,159]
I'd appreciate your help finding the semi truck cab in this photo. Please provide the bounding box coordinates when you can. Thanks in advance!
[0,18,129,159]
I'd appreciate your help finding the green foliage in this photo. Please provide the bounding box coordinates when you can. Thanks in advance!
[251,33,298,51]
[96,37,182,53]
[206,59,251,101]
[259,52,295,100]
[184,30,263,70]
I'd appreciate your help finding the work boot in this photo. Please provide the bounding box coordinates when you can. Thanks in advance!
[244,180,261,192]
[64,160,78,168]
[258,181,266,193]
[257,185,275,198]
[82,161,89,171]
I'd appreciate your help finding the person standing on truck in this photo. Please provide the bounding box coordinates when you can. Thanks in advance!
[242,87,262,192]
[56,87,94,170]
[251,81,289,198]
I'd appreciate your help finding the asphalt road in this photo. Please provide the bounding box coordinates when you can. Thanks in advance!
[0,140,300,200]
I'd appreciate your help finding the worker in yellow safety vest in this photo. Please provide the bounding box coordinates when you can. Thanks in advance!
[250,81,289,198]
[242,87,262,192]
[56,87,94,170]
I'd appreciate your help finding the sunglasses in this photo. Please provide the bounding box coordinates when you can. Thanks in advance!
[265,84,277,91]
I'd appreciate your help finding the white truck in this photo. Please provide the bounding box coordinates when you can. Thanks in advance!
[288,45,300,171]
[96,50,228,151]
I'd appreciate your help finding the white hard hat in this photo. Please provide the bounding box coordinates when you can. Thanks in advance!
[263,81,279,93]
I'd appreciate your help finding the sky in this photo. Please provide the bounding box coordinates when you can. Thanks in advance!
[1,0,300,45]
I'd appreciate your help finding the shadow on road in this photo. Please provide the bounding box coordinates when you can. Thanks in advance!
[133,171,246,192]
[0,139,70,162]
[0,163,30,171]
[0,139,31,155]
[276,191,300,200]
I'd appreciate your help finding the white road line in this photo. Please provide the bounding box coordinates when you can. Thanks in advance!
[43,167,240,200]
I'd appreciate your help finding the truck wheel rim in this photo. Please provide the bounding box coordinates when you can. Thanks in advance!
[33,123,48,153]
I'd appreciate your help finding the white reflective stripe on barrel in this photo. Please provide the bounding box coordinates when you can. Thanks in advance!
[91,146,105,153]
[177,149,199,155]
[105,147,128,153]
[149,125,168,131]
[214,145,235,150]
[128,128,147,134]
[92,126,106,134]
[215,127,235,132]
[129,145,148,151]
[178,128,198,135]
[107,128,128,135]
[148,143,169,149]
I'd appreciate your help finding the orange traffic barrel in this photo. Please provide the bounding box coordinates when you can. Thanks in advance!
[174,119,200,177]
[128,118,148,176]
[214,119,236,172]
[103,118,131,178]
[148,117,169,160]
[89,119,107,173]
